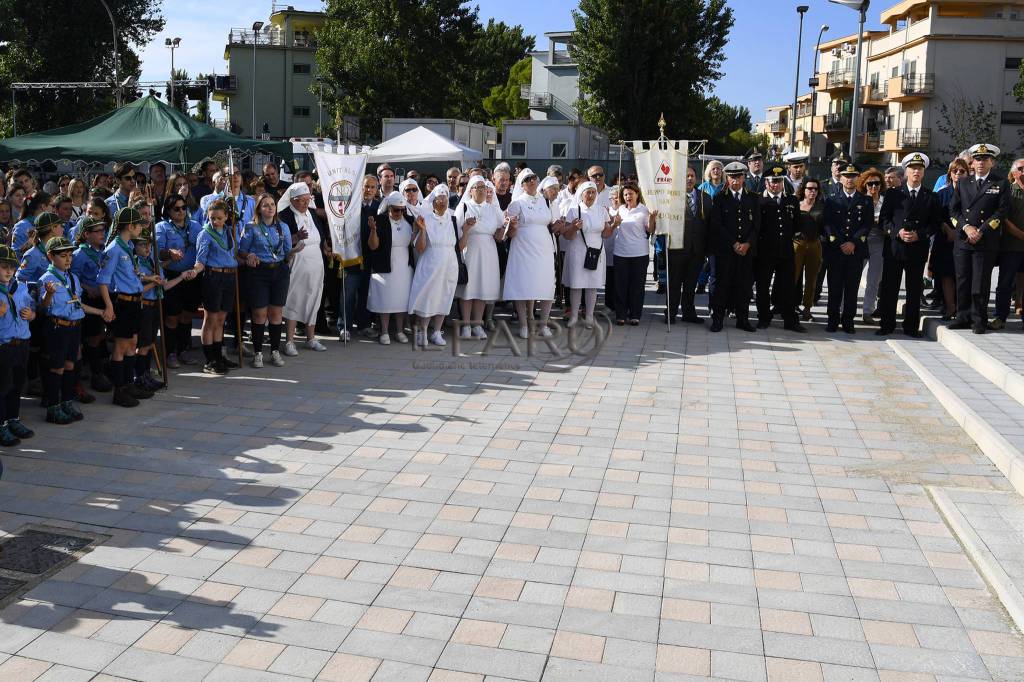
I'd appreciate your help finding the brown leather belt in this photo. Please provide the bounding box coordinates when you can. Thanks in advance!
[116,293,141,302]
[208,267,235,274]
[51,318,80,328]
[141,299,157,308]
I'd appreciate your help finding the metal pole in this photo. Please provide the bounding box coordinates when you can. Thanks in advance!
[317,79,323,134]
[170,45,176,106]
[791,7,808,154]
[11,90,15,136]
[810,25,828,159]
[252,33,258,139]
[848,4,868,159]
[97,0,121,107]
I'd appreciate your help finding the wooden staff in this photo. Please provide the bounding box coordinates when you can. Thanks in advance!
[149,223,169,389]
[228,149,244,365]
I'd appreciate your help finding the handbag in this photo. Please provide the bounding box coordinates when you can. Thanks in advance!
[577,214,602,271]
[451,216,469,285]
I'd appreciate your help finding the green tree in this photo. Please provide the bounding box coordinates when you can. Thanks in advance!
[570,0,733,140]
[165,67,189,113]
[0,0,164,136]
[698,96,753,154]
[936,92,1000,162]
[482,57,532,130]
[193,73,211,124]
[457,20,534,123]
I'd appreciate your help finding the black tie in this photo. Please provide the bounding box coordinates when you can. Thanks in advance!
[910,190,917,199]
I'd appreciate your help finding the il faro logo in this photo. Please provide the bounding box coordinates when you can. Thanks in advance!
[655,160,672,184]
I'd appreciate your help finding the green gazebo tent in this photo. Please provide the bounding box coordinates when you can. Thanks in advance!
[0,95,292,166]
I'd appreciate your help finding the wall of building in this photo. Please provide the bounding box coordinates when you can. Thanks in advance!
[226,44,320,139]
[502,121,609,161]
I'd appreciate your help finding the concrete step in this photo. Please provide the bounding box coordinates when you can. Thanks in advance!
[889,338,1024,497]
[923,316,1024,409]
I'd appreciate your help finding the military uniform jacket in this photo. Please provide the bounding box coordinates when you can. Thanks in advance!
[879,186,940,262]
[758,193,799,259]
[672,189,712,256]
[745,175,765,195]
[823,191,873,255]
[709,189,761,256]
[950,173,1009,252]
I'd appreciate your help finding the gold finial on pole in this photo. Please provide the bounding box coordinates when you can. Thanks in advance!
[658,112,666,138]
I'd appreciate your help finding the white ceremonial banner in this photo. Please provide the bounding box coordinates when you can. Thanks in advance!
[631,140,689,248]
[313,151,367,267]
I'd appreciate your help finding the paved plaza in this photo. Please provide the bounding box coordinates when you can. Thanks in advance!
[2,302,1024,681]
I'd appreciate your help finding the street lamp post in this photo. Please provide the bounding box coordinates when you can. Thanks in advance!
[830,0,870,158]
[808,24,829,159]
[316,76,323,134]
[791,6,809,154]
[97,0,122,107]
[165,37,181,106]
[251,21,264,139]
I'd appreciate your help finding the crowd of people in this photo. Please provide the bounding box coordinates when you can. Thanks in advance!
[0,142,1018,448]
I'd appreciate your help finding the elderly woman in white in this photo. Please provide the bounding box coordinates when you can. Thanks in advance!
[503,168,557,339]
[279,183,327,354]
[454,176,502,339]
[408,185,459,346]
[398,178,425,219]
[367,192,415,345]
[562,181,615,327]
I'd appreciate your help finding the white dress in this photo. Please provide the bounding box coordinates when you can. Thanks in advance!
[283,210,325,324]
[408,211,458,317]
[456,201,501,301]
[368,218,414,313]
[502,193,556,301]
[562,204,607,289]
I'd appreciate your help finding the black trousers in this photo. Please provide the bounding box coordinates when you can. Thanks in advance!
[878,256,926,333]
[614,255,648,320]
[824,249,866,326]
[0,342,29,421]
[953,245,997,324]
[755,256,797,325]
[666,248,704,319]
[711,251,754,323]
[604,265,616,310]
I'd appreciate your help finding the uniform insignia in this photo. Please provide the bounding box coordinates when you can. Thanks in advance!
[773,167,783,175]
[978,144,989,154]
[990,219,1001,228]
[829,235,836,242]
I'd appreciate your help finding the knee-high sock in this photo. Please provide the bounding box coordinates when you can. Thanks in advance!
[268,324,282,352]
[108,360,124,388]
[43,371,61,407]
[252,323,266,353]
[60,369,75,403]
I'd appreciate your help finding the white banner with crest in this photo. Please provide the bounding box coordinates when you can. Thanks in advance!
[631,140,689,248]
[313,151,367,267]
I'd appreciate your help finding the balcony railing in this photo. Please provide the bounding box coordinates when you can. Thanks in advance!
[897,128,931,148]
[887,74,935,99]
[861,84,886,107]
[825,113,851,131]
[770,121,787,133]
[862,132,881,152]
[825,70,855,89]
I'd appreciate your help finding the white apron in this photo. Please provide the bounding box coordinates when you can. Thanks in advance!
[368,219,414,314]
[283,211,324,324]
[408,211,458,317]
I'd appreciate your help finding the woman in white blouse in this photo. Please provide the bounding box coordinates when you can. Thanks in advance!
[454,176,502,339]
[612,182,658,325]
[562,181,614,327]
[503,169,557,339]
[408,185,459,346]
[367,192,415,345]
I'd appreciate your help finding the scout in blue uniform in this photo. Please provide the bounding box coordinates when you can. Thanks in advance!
[238,193,292,369]
[0,245,36,448]
[98,207,155,408]
[16,212,63,284]
[71,217,113,392]
[37,237,107,425]
[948,143,1011,333]
[823,163,873,333]
[11,191,52,253]
[133,230,186,391]
[709,162,761,333]
[156,194,204,368]
[755,165,805,332]
[105,163,137,219]
[187,199,238,375]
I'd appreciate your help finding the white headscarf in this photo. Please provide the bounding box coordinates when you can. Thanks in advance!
[511,167,538,201]
[277,182,311,213]
[455,175,487,218]
[424,184,451,217]
[377,190,406,216]
[539,176,560,194]
[398,178,423,206]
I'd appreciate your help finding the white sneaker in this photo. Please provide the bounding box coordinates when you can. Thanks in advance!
[379,333,391,345]
[429,330,446,346]
[415,330,426,346]
[460,325,472,339]
[518,326,529,339]
[339,329,352,342]
[251,351,264,368]
[306,339,327,352]
[567,317,579,328]
[270,350,285,367]
[395,332,409,344]
[472,325,488,339]
[283,341,298,356]
[538,325,553,338]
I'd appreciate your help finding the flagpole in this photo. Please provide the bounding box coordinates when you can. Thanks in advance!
[228,148,243,365]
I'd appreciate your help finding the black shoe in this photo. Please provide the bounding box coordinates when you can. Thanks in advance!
[220,354,239,369]
[843,324,855,334]
[784,323,807,333]
[45,404,73,425]
[826,323,838,332]
[736,321,756,332]
[710,319,724,333]
[948,319,972,330]
[90,373,113,392]
[203,361,226,375]
[61,401,84,422]
[972,325,986,335]
[127,382,154,399]
[756,319,771,329]
[0,425,19,446]
[656,283,666,294]
[875,328,894,336]
[75,383,95,404]
[6,419,33,439]
[681,315,704,324]
[112,385,139,405]
[696,284,706,294]
[903,329,923,338]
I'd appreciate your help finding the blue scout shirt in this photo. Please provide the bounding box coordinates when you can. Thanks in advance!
[195,193,254,234]
[156,218,202,271]
[98,236,143,294]
[136,254,163,301]
[105,191,130,217]
[38,266,85,321]
[11,218,35,251]
[15,244,48,283]
[71,244,104,290]
[0,280,34,343]
[239,220,292,264]
[195,224,238,269]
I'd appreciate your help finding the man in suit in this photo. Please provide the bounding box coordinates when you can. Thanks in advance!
[666,165,712,324]
[709,162,760,333]
[826,154,848,197]
[756,164,805,332]
[990,158,1024,330]
[876,153,941,337]
[949,143,1010,333]
[823,163,872,333]
[744,148,765,195]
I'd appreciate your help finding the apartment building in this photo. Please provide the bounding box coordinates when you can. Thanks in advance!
[755,94,816,156]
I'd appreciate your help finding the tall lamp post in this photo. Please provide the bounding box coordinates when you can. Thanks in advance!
[830,0,870,158]
[97,0,122,107]
[251,21,264,139]
[315,76,323,134]
[165,37,181,106]
[791,6,809,154]
[808,24,829,159]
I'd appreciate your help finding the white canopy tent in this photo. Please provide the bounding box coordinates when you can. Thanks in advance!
[366,126,483,163]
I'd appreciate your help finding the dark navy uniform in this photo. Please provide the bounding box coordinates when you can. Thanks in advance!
[950,166,1009,329]
[755,185,801,329]
[878,185,941,334]
[666,188,711,322]
[823,171,872,331]
[709,180,760,330]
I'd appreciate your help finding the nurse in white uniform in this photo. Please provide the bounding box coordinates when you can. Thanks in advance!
[407,185,459,346]
[561,181,614,327]
[503,168,556,338]
[454,176,502,339]
[367,192,414,345]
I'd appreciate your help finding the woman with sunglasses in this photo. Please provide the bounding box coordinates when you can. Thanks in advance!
[156,194,204,367]
[793,178,824,322]
[366,192,415,344]
[857,168,886,324]
[932,158,968,320]
[399,178,425,220]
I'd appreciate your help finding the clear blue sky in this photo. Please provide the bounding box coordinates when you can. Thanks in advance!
[138,0,886,127]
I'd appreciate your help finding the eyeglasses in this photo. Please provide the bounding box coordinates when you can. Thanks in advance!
[866,181,882,187]
[589,173,604,179]
[806,186,819,192]
[950,169,967,175]
[170,205,186,212]
[403,188,418,193]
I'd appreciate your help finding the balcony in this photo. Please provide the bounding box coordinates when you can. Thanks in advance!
[820,70,855,92]
[211,75,237,94]
[824,112,851,133]
[886,74,934,102]
[860,84,886,107]
[862,132,881,152]
[770,121,787,133]
[882,128,931,152]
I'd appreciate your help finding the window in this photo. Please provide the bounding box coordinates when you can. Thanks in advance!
[292,63,311,74]
[1002,111,1024,125]
[292,106,310,117]
[891,66,899,77]
[551,142,567,158]
[510,141,527,157]
[1007,57,1023,69]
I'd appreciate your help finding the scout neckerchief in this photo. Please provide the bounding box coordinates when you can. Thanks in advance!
[171,219,191,249]
[115,234,142,278]
[80,244,102,267]
[46,264,78,301]
[203,224,230,252]
[257,220,285,260]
